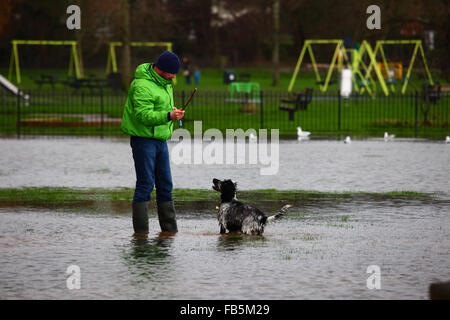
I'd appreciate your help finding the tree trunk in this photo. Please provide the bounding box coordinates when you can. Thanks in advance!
[272,0,280,86]
[120,0,131,90]
[212,0,221,67]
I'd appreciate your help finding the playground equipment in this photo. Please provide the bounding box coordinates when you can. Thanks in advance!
[227,82,260,101]
[377,62,402,81]
[288,39,433,96]
[105,41,173,74]
[225,81,261,114]
[288,39,381,96]
[367,40,434,94]
[8,40,83,84]
[288,39,345,93]
[340,69,352,97]
[349,40,389,96]
[0,73,29,102]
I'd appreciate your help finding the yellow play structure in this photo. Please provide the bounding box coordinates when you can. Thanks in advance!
[288,39,434,96]
[8,40,83,84]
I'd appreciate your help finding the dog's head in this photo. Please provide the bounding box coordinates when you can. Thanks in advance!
[212,178,237,202]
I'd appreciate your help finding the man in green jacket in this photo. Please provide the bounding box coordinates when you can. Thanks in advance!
[121,51,184,234]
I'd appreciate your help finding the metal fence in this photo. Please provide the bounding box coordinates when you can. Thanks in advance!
[0,87,448,139]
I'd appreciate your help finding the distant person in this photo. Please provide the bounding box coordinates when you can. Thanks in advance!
[194,66,201,85]
[121,50,185,235]
[182,57,191,84]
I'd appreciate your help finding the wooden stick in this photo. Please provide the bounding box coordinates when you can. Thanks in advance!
[181,88,197,111]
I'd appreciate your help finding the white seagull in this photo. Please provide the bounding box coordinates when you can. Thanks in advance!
[445,136,450,144]
[297,127,311,140]
[384,132,395,142]
[344,136,351,144]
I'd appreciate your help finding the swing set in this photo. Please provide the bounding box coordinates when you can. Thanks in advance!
[106,41,172,73]
[364,40,434,94]
[288,39,434,96]
[105,41,175,84]
[8,40,83,84]
[287,39,344,93]
[8,40,177,85]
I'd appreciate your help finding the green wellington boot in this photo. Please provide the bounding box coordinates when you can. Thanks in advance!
[132,201,149,234]
[157,200,178,232]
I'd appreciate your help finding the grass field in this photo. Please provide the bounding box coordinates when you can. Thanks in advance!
[0,187,431,213]
[1,67,448,138]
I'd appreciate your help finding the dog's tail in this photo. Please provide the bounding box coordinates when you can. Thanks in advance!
[266,204,292,224]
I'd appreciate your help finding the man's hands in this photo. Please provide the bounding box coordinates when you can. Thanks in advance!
[170,107,185,121]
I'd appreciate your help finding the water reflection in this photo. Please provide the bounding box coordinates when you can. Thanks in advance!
[216,233,267,252]
[122,232,175,280]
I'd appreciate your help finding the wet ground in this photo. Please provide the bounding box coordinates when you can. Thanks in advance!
[0,138,449,299]
[0,196,448,299]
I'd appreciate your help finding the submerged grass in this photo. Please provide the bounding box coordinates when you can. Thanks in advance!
[0,187,433,213]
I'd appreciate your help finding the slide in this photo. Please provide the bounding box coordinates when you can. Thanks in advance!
[0,74,29,101]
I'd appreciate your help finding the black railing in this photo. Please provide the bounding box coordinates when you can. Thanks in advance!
[0,88,448,139]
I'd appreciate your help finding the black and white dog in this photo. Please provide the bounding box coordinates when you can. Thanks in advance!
[212,178,292,235]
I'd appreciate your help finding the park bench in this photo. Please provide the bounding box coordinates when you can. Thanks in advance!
[62,76,87,94]
[32,74,59,89]
[279,88,313,121]
[422,82,441,105]
[62,73,122,94]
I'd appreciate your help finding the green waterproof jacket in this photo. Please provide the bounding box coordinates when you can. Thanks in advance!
[121,63,174,141]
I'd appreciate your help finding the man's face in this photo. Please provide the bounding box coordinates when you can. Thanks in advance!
[159,70,176,81]
[154,66,176,81]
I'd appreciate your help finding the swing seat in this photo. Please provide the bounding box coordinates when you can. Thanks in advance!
[316,80,336,85]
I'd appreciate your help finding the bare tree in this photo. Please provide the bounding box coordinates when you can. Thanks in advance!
[272,0,280,86]
[120,0,131,90]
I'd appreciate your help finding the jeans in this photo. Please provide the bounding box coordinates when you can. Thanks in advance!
[130,136,173,204]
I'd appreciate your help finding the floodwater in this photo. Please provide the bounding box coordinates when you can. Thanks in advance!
[0,138,449,299]
[0,199,449,299]
[0,138,449,193]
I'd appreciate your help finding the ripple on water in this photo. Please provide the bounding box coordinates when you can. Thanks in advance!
[0,201,448,299]
[0,139,449,193]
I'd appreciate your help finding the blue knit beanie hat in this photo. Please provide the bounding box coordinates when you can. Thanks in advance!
[155,51,181,74]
